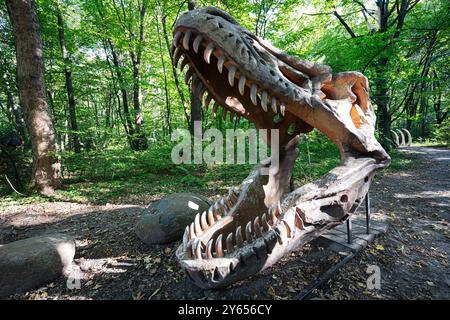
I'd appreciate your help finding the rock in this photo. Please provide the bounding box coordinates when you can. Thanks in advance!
[0,233,76,298]
[136,192,212,245]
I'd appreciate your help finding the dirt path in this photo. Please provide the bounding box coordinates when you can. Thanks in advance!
[1,146,448,300]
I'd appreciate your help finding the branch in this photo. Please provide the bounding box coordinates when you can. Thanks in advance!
[333,10,357,38]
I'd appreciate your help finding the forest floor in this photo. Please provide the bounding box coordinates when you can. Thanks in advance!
[0,146,448,300]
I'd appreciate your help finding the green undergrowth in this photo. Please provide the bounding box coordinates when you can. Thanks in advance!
[1,133,413,207]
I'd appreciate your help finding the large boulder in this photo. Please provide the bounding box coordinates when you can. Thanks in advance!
[136,192,212,245]
[0,233,76,298]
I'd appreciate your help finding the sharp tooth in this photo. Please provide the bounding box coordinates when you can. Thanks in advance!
[261,91,268,112]
[275,227,284,245]
[183,226,189,247]
[245,221,253,242]
[238,75,246,95]
[182,30,191,50]
[194,239,202,260]
[282,220,292,238]
[219,197,228,212]
[235,226,243,246]
[200,211,208,229]
[261,213,270,231]
[280,101,286,116]
[184,67,194,84]
[180,57,188,71]
[226,233,234,252]
[206,239,214,259]
[271,96,277,113]
[205,94,212,110]
[204,42,214,64]
[189,222,196,238]
[275,202,282,218]
[295,211,305,229]
[250,84,258,105]
[207,208,215,225]
[228,65,236,86]
[217,55,225,73]
[213,202,222,219]
[253,216,262,237]
[194,213,202,235]
[222,107,227,121]
[172,31,182,47]
[215,234,224,257]
[236,115,241,123]
[173,47,182,68]
[268,207,277,225]
[193,34,203,53]
[230,111,235,121]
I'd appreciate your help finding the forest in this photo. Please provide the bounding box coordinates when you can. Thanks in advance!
[0,0,449,301]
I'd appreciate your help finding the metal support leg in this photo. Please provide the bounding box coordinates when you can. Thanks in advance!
[365,191,371,234]
[346,218,352,244]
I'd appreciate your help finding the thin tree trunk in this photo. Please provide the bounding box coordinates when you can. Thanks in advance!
[56,5,80,152]
[6,0,62,194]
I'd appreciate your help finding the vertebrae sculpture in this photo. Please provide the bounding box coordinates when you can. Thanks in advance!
[171,7,390,289]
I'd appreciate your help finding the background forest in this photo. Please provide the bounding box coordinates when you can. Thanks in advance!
[0,0,448,202]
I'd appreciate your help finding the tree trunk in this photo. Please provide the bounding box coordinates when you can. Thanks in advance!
[56,5,80,153]
[6,0,61,195]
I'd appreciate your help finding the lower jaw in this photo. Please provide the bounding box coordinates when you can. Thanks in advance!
[176,148,387,289]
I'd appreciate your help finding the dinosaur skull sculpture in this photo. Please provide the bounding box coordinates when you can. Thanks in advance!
[172,7,390,289]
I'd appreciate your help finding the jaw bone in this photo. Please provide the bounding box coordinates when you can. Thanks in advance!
[171,6,390,289]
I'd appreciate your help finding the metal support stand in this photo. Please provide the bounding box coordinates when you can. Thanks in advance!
[346,218,352,244]
[365,191,370,234]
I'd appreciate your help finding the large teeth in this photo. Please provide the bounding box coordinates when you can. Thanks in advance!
[253,216,262,237]
[194,239,202,259]
[217,55,226,73]
[207,208,215,225]
[280,101,286,116]
[194,213,202,235]
[183,226,189,247]
[295,210,305,229]
[215,234,224,257]
[172,31,182,47]
[282,220,292,238]
[173,47,182,68]
[228,65,237,86]
[182,30,191,50]
[189,222,195,239]
[261,213,270,231]
[235,226,243,246]
[250,84,258,106]
[226,233,234,252]
[238,75,246,95]
[245,221,253,242]
[204,42,214,64]
[200,211,208,229]
[206,239,214,259]
[193,34,203,53]
[261,91,268,112]
[268,207,278,225]
[271,96,277,113]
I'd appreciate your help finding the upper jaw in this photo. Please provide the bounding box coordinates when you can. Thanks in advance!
[173,7,305,112]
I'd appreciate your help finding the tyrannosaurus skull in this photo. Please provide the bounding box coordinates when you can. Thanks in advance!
[171,7,390,289]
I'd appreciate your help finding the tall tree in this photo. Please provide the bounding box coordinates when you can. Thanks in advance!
[6,0,61,194]
[55,2,80,152]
